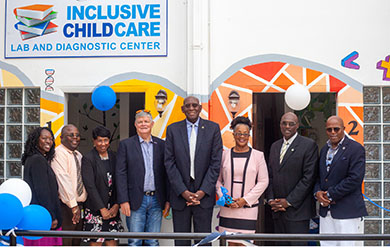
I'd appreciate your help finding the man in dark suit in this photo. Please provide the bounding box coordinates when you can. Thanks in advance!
[314,116,367,246]
[266,112,318,246]
[165,96,223,246]
[116,110,170,246]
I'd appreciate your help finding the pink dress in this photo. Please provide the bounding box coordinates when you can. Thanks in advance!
[216,148,269,234]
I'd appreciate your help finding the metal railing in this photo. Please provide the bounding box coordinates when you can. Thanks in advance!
[2,230,390,246]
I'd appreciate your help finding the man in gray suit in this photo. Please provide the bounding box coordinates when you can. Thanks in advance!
[165,96,222,246]
[266,112,318,246]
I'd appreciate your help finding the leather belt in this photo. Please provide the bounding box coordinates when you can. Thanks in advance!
[144,191,155,196]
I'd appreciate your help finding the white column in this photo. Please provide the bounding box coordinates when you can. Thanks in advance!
[186,0,210,100]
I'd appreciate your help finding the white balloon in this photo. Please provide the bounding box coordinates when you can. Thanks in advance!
[0,178,32,207]
[285,84,311,111]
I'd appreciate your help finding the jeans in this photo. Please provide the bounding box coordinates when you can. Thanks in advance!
[126,195,162,246]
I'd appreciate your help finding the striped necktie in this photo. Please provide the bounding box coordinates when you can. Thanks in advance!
[189,124,197,179]
[73,152,83,197]
[279,142,289,163]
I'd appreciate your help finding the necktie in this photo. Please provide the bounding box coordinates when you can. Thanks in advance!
[73,152,83,197]
[189,124,197,179]
[279,142,289,163]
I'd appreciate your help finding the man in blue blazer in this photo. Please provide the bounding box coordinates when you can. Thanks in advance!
[116,110,170,246]
[314,116,367,246]
[165,96,223,246]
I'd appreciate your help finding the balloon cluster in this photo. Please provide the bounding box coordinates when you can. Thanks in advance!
[216,186,234,207]
[0,179,52,244]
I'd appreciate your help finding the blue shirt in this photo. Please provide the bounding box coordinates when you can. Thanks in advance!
[186,118,200,144]
[326,136,345,172]
[138,135,155,192]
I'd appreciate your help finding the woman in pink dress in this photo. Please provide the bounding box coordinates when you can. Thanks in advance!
[216,117,269,245]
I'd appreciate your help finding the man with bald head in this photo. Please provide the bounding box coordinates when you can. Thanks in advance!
[314,116,367,246]
[266,112,318,245]
[165,96,222,246]
[52,124,86,246]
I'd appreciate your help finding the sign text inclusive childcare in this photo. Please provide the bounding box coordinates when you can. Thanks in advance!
[5,0,167,58]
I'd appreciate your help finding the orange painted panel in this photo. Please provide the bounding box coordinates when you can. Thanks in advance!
[222,131,235,149]
[41,98,64,114]
[350,106,363,122]
[338,106,363,145]
[285,64,303,84]
[209,92,230,130]
[225,71,266,92]
[306,68,323,85]
[273,73,294,90]
[265,87,282,93]
[338,86,363,104]
[244,62,286,82]
[308,76,327,92]
[329,76,346,92]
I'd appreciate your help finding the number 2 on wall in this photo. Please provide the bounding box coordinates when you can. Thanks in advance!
[348,120,359,135]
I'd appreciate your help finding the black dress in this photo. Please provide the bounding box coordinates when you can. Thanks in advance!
[23,153,62,228]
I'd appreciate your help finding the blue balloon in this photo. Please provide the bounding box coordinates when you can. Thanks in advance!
[91,86,117,111]
[17,205,52,240]
[0,193,23,230]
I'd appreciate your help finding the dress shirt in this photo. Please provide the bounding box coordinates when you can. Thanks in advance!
[51,144,87,208]
[139,135,155,192]
[280,132,298,155]
[326,136,345,170]
[186,118,200,143]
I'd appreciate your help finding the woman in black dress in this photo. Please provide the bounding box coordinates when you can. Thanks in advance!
[22,127,62,246]
[81,126,123,246]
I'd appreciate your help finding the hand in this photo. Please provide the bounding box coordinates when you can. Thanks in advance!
[71,205,80,224]
[181,190,198,202]
[100,207,111,220]
[194,190,205,201]
[163,202,170,217]
[268,199,287,212]
[108,204,119,218]
[230,198,247,208]
[316,191,331,207]
[51,219,58,229]
[120,202,131,217]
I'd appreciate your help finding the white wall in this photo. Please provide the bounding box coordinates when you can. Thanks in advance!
[210,0,390,87]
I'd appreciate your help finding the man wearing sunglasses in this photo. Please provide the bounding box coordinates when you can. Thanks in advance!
[165,96,222,246]
[314,116,367,246]
[266,112,318,246]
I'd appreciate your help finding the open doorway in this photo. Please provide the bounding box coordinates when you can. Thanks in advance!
[252,92,336,244]
[67,92,145,154]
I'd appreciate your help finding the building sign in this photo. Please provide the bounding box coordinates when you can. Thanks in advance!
[4,0,167,58]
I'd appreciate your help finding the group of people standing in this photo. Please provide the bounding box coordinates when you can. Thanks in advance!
[21,95,367,246]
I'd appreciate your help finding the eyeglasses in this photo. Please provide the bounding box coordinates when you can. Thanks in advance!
[136,109,151,114]
[281,121,297,127]
[66,133,80,138]
[184,103,200,108]
[233,132,250,137]
[326,127,341,133]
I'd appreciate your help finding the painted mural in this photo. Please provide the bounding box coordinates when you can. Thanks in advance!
[209,61,363,149]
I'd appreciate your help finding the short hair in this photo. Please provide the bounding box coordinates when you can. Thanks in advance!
[230,116,252,131]
[135,110,153,122]
[92,125,111,139]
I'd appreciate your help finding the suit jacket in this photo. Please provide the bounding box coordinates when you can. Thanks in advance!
[116,135,168,210]
[314,136,368,219]
[165,118,223,210]
[81,148,117,213]
[23,153,62,229]
[266,135,318,221]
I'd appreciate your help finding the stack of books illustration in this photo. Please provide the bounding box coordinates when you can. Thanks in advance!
[14,4,57,40]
